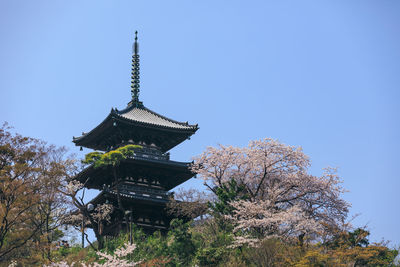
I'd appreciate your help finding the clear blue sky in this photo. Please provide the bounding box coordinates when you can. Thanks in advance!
[1,1,399,246]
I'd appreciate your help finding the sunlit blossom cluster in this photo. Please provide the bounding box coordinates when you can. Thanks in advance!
[92,204,113,223]
[66,181,84,195]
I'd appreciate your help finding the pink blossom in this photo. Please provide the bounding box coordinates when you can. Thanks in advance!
[43,243,140,267]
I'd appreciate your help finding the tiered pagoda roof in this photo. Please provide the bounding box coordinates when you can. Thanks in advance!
[75,155,194,191]
[117,105,197,131]
[73,104,198,152]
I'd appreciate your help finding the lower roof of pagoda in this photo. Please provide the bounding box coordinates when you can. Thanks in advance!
[89,189,169,208]
[72,104,198,152]
[75,157,194,191]
[88,189,199,221]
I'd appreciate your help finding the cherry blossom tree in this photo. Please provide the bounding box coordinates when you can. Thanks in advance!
[61,181,114,250]
[192,138,350,246]
[61,144,141,250]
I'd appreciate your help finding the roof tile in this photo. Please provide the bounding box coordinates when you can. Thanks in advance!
[117,106,196,130]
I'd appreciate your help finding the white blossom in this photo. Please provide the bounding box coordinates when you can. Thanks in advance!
[66,180,84,194]
[43,243,140,267]
[92,204,113,223]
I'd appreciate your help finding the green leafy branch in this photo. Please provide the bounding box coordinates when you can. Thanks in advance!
[82,144,142,168]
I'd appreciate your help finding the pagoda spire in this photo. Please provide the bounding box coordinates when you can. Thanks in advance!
[130,31,141,106]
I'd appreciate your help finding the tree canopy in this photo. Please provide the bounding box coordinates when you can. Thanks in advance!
[0,123,74,263]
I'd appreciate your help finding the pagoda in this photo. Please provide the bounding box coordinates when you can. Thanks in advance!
[72,32,199,235]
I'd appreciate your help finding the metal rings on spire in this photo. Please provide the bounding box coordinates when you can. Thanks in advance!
[131,31,140,104]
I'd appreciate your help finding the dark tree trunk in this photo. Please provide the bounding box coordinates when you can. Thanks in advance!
[298,233,305,248]
[113,167,130,233]
[45,213,51,260]
[96,234,105,250]
[80,207,104,250]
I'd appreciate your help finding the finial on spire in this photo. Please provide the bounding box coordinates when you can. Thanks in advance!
[131,31,141,106]
[133,31,139,55]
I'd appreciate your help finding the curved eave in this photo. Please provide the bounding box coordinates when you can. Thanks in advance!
[75,157,193,179]
[115,105,199,132]
[108,190,169,204]
[89,190,169,206]
[112,113,198,134]
[74,157,194,191]
[72,111,114,145]
[73,106,199,151]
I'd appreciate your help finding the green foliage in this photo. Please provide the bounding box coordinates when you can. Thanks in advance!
[209,179,249,215]
[15,220,398,267]
[191,218,235,266]
[81,151,103,166]
[348,228,370,247]
[103,232,130,253]
[327,227,370,249]
[207,179,249,233]
[167,219,196,266]
[50,245,93,266]
[54,245,81,258]
[82,144,142,168]
[132,228,169,264]
[195,246,228,266]
[238,239,296,267]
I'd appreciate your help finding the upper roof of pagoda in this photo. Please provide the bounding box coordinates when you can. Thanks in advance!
[72,31,198,152]
[115,104,198,131]
[72,103,198,152]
